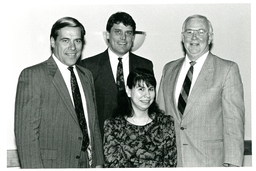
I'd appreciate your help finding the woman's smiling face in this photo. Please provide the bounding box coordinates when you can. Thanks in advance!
[126,81,155,112]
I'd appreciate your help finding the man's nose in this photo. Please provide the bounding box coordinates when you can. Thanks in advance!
[120,32,126,40]
[69,42,76,50]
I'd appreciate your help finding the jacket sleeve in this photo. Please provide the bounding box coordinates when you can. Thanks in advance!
[14,68,44,168]
[89,72,104,167]
[157,65,167,112]
[222,62,245,166]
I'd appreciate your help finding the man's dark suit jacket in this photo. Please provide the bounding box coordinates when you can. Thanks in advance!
[79,49,154,135]
[15,56,104,168]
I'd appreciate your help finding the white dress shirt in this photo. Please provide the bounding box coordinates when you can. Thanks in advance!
[175,52,209,105]
[108,48,129,85]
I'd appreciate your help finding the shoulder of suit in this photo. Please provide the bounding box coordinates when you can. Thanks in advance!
[80,50,107,67]
[77,65,93,76]
[84,50,108,61]
[81,54,101,63]
[164,57,183,67]
[17,60,52,83]
[130,52,152,63]
[21,58,49,73]
[209,53,238,67]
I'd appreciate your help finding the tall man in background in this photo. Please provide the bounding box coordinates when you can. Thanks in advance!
[157,14,245,167]
[15,17,103,168]
[79,11,154,135]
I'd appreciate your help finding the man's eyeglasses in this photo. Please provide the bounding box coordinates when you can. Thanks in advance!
[182,29,209,38]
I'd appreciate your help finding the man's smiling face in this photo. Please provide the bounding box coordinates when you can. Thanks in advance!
[182,17,213,61]
[51,26,83,66]
[107,23,135,56]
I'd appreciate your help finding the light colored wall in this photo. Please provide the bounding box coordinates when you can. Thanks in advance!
[3,2,251,165]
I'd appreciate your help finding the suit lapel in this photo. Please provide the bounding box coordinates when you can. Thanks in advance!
[46,57,79,125]
[129,52,136,71]
[182,53,214,118]
[98,51,118,101]
[171,59,185,122]
[76,65,95,132]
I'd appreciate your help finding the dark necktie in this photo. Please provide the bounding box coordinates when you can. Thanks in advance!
[68,66,89,151]
[116,57,125,91]
[178,61,196,115]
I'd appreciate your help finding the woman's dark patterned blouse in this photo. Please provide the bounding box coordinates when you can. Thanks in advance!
[103,113,177,168]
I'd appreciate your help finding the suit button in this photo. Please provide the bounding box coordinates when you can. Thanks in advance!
[78,137,82,140]
[181,127,185,130]
[76,156,80,159]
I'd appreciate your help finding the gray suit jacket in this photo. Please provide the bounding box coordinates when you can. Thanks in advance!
[15,56,104,168]
[157,52,245,167]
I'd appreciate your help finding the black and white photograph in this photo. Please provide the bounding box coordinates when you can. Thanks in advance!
[2,0,253,169]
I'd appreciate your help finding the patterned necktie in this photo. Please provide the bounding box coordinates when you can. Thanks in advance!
[116,57,125,91]
[68,66,89,151]
[178,61,196,115]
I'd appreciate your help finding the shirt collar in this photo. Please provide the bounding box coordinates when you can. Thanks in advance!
[52,54,76,72]
[185,51,209,67]
[108,48,129,62]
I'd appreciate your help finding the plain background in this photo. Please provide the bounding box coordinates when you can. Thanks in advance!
[1,0,254,168]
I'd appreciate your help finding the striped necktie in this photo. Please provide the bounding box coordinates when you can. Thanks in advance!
[178,61,196,115]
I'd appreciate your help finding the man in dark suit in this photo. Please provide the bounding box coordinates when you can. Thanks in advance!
[79,12,154,136]
[157,14,244,167]
[14,17,103,168]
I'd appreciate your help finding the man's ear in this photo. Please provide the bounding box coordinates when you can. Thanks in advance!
[106,31,110,40]
[50,37,55,49]
[181,34,185,44]
[208,33,214,45]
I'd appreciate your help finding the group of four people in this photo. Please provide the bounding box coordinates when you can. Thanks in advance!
[14,11,245,168]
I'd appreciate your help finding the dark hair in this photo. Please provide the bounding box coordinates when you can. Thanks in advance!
[113,68,164,119]
[127,68,156,89]
[106,11,136,33]
[50,17,86,51]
